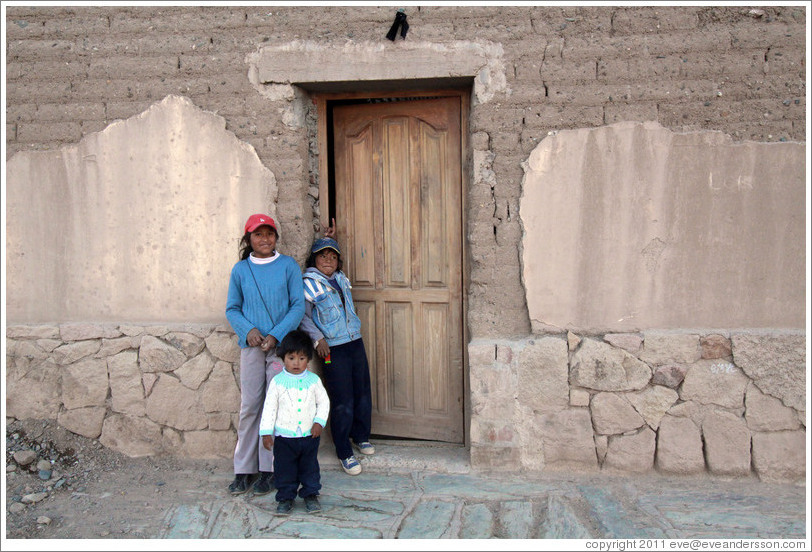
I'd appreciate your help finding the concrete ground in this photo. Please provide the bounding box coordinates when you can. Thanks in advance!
[159,440,808,542]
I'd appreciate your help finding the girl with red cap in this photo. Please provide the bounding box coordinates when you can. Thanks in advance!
[225,214,305,495]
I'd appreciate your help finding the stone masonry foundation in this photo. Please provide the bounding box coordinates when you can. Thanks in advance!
[5,323,805,483]
[5,323,241,459]
[468,330,805,483]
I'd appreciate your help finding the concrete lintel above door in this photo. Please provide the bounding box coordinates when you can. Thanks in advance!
[249,40,507,103]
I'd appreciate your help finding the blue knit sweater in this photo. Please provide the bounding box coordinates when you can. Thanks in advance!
[225,254,305,348]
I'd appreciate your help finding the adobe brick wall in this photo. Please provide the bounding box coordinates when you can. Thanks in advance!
[6,5,806,336]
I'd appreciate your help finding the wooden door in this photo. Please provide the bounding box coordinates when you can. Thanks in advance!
[333,97,463,443]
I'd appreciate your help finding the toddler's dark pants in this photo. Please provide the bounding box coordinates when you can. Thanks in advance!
[322,338,372,460]
[273,435,321,501]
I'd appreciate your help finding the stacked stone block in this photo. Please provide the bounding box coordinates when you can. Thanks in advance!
[468,331,805,483]
[4,325,805,482]
[6,323,242,459]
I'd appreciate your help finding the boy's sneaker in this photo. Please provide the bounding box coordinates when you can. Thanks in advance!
[276,499,294,515]
[252,471,274,495]
[353,441,375,455]
[340,455,362,475]
[304,495,321,514]
[228,473,251,495]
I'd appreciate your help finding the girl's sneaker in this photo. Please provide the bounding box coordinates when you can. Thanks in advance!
[228,473,251,495]
[340,455,362,475]
[353,441,375,455]
[252,471,274,495]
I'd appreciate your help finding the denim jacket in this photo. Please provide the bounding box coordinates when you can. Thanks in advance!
[300,268,363,347]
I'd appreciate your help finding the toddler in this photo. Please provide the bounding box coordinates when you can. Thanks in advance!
[260,329,330,515]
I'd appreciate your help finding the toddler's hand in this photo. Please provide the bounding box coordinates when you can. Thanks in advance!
[262,435,273,450]
[311,423,323,438]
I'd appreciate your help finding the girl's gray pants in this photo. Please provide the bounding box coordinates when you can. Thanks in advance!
[233,346,283,474]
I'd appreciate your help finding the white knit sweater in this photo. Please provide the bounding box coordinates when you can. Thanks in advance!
[259,369,329,438]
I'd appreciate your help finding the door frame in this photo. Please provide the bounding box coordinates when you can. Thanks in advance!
[313,87,472,447]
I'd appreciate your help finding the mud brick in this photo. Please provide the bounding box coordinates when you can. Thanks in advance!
[612,6,701,35]
[12,59,90,81]
[5,79,72,103]
[604,102,659,124]
[108,6,248,34]
[105,101,156,121]
[540,58,597,84]
[6,38,77,61]
[16,121,82,143]
[4,8,110,39]
[87,55,180,80]
[177,53,243,75]
[727,18,808,49]
[6,104,38,123]
[36,102,106,122]
[599,56,686,83]
[675,50,765,79]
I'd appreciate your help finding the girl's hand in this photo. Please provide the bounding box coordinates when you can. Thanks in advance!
[262,435,274,450]
[322,218,337,238]
[311,423,323,438]
[315,339,330,359]
[247,328,264,347]
[260,335,277,352]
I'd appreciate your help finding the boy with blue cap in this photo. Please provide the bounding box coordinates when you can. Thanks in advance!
[300,234,375,475]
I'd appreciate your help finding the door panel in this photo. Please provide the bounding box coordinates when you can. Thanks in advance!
[383,117,411,287]
[354,299,378,410]
[346,124,376,288]
[423,303,449,414]
[333,97,463,443]
[385,302,414,411]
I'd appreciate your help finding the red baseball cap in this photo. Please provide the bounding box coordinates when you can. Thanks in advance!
[244,214,278,235]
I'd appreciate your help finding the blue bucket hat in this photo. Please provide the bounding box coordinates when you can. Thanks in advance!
[312,237,341,255]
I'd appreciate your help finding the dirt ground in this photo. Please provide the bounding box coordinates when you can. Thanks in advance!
[5,418,808,543]
[4,418,231,540]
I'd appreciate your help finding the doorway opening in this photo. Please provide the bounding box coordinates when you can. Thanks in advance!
[314,88,470,446]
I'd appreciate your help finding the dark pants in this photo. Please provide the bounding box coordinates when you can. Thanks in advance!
[273,436,321,501]
[322,338,372,460]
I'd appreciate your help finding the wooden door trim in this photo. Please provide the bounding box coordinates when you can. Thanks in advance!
[315,95,331,231]
[315,87,471,445]
[458,91,471,449]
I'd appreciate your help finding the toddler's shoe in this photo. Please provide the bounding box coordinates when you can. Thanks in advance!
[340,455,362,475]
[252,471,274,495]
[276,499,294,515]
[228,473,251,495]
[353,441,376,455]
[304,495,321,514]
